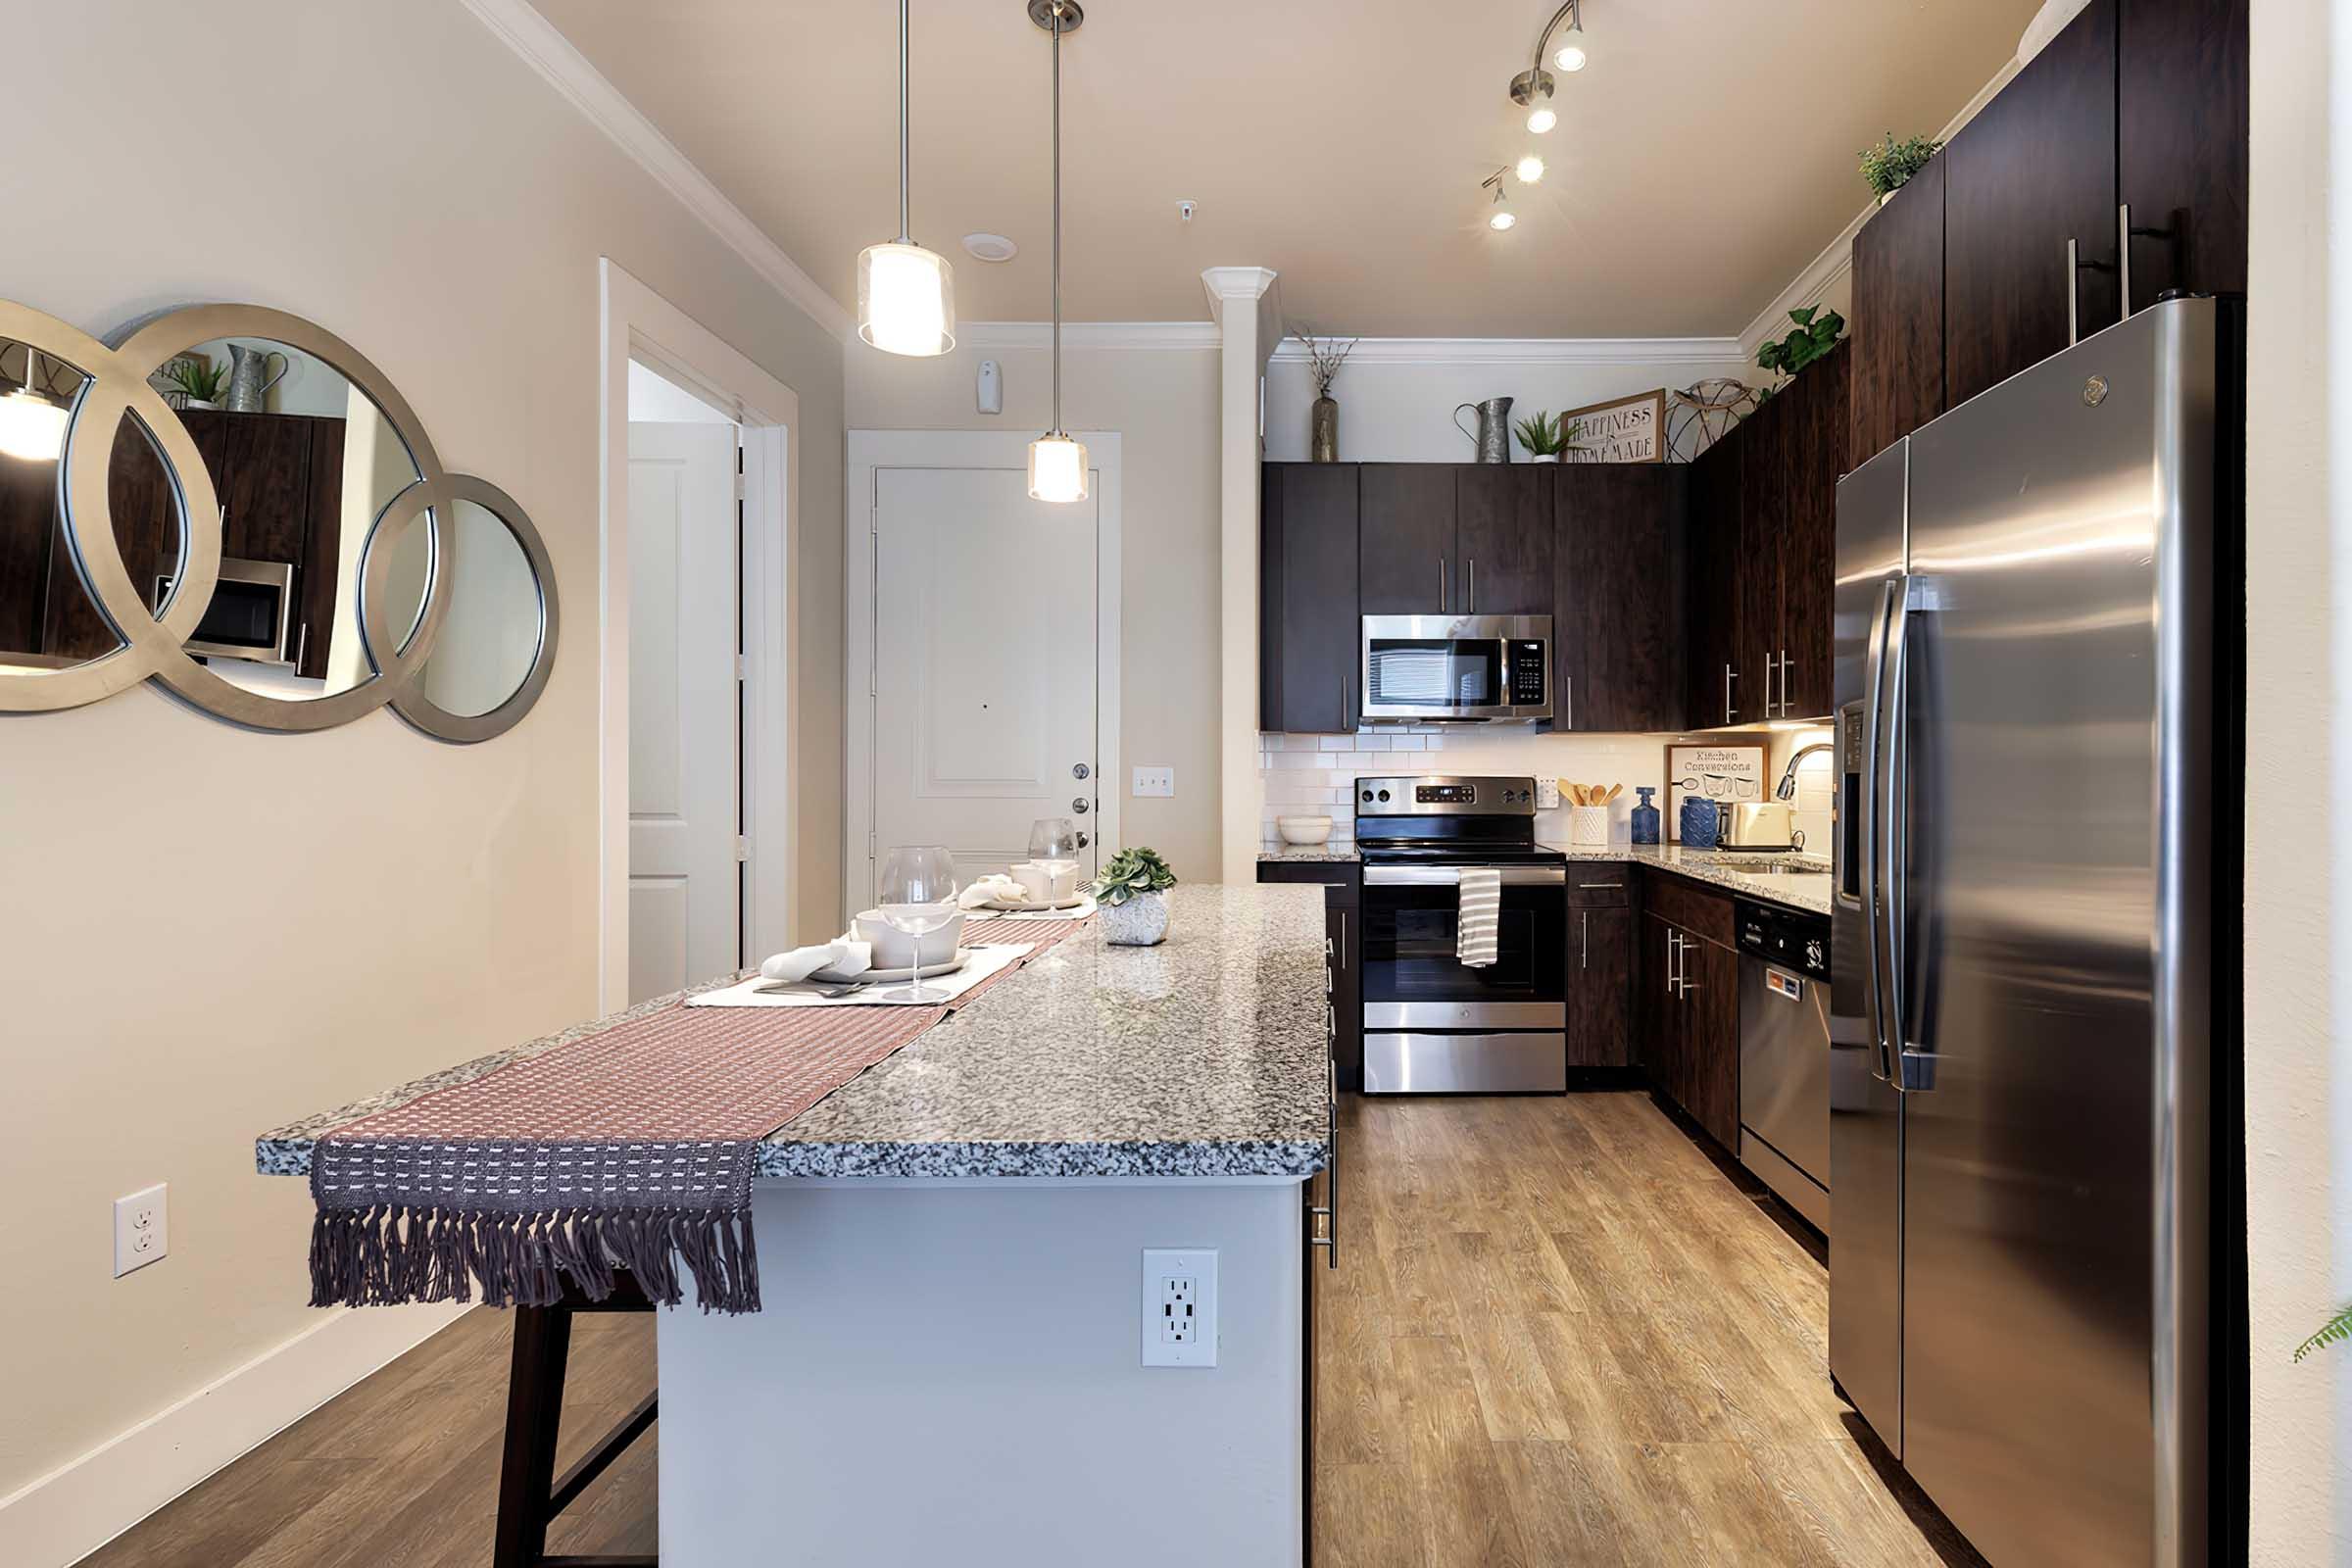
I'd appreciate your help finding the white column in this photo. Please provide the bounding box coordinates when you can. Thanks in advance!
[2244,3,2351,1561]
[1202,267,1282,886]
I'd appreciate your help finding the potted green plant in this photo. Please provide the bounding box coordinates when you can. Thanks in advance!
[1755,306,1846,383]
[162,353,230,410]
[1088,846,1177,946]
[1859,132,1942,205]
[1513,410,1569,464]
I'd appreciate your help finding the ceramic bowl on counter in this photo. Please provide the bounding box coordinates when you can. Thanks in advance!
[854,908,965,969]
[1275,815,1334,846]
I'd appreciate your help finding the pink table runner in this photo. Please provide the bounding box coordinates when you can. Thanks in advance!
[309,916,1083,1314]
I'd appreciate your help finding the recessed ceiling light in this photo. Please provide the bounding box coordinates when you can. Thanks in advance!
[962,232,1019,263]
[1516,155,1545,183]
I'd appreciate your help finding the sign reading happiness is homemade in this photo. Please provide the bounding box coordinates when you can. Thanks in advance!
[1560,388,1667,465]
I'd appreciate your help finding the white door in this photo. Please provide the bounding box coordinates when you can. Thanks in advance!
[867,464,1099,907]
[628,420,741,1002]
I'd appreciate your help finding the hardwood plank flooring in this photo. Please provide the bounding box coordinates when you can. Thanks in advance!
[86,1092,1979,1567]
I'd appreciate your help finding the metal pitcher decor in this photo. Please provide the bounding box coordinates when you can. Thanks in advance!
[1454,396,1514,463]
[221,342,289,413]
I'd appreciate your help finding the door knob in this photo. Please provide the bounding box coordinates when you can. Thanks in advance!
[1076,830,1091,848]
[1072,798,1091,814]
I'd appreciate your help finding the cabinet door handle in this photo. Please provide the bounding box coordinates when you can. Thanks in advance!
[1781,648,1792,717]
[1336,910,1346,971]
[2118,203,2176,322]
[1467,557,1476,613]
[1563,674,1572,729]
[1724,664,1738,724]
[1761,652,1778,717]
[1665,928,1682,997]
[1309,1055,1338,1268]
[1581,909,1590,970]
[1440,555,1449,613]
[2067,237,2081,347]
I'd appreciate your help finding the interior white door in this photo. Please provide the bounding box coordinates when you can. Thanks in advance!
[627,419,741,1003]
[868,464,1098,907]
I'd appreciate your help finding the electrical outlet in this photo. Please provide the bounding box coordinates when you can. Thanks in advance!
[114,1184,168,1277]
[1132,765,1175,798]
[1535,777,1562,809]
[1142,1248,1217,1367]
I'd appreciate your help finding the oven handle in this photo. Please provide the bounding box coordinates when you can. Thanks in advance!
[1361,866,1567,887]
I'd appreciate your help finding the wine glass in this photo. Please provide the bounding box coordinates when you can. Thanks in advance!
[1028,816,1082,903]
[876,846,958,1003]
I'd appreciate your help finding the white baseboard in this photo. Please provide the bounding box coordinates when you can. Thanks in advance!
[0,1302,468,1568]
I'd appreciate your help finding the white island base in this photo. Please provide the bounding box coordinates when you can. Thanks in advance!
[658,1176,1309,1567]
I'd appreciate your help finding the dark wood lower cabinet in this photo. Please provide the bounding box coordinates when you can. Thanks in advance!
[1566,905,1633,1066]
[1636,872,1740,1151]
[1256,862,1362,1092]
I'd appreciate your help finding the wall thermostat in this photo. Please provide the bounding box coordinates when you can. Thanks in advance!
[976,358,1003,416]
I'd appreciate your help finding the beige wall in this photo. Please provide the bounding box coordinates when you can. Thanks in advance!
[845,335,1222,879]
[0,0,843,1512]
[2244,0,2347,1556]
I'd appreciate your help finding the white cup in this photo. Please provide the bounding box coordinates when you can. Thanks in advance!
[1014,860,1077,904]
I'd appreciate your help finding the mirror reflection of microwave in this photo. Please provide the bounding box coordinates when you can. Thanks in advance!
[155,558,296,667]
[1359,614,1552,723]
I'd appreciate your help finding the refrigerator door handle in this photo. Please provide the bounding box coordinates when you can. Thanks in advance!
[1860,576,1899,1085]
[1872,573,1909,1091]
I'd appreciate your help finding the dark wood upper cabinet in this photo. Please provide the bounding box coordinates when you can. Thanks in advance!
[1736,392,1788,721]
[1356,464,1454,614]
[1554,464,1684,733]
[1453,466,1550,615]
[1942,0,2119,410]
[2119,0,2248,309]
[1260,463,1360,734]
[1685,434,1741,728]
[1780,346,1847,717]
[1849,155,1946,467]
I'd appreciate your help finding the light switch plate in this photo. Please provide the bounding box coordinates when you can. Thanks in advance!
[1132,765,1175,798]
[114,1183,168,1277]
[1142,1248,1217,1367]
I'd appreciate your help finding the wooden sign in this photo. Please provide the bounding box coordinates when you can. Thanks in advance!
[1662,739,1770,842]
[1559,388,1667,465]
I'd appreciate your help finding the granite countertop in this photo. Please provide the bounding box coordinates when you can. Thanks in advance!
[257,884,1333,1183]
[1257,841,1359,863]
[1545,842,1833,914]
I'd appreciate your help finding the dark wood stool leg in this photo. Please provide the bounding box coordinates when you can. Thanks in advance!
[495,1305,573,1568]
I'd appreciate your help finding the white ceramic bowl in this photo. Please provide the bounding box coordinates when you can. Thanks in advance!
[1276,815,1335,847]
[854,907,965,970]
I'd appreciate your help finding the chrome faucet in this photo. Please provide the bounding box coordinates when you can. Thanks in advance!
[1775,744,1835,802]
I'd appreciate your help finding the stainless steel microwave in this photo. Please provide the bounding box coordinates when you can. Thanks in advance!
[1359,614,1552,723]
[155,558,298,667]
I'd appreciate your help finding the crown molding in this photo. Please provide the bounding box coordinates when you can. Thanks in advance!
[1736,53,2022,357]
[460,0,855,343]
[956,320,1222,352]
[1269,336,1744,368]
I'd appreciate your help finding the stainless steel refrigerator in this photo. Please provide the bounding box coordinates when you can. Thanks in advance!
[1830,296,2236,1568]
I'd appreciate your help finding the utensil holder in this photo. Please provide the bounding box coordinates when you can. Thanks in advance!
[1568,805,1610,847]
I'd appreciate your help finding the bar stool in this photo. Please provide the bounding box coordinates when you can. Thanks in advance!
[494,1274,659,1568]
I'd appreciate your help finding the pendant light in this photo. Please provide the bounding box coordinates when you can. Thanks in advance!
[0,347,69,463]
[1026,0,1088,505]
[858,0,956,357]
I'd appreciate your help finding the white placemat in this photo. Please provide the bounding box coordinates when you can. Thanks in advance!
[686,943,1030,1008]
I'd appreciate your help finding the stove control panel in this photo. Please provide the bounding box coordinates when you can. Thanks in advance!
[1354,775,1539,816]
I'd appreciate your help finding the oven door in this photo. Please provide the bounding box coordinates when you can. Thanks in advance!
[1359,615,1551,722]
[1359,865,1568,1029]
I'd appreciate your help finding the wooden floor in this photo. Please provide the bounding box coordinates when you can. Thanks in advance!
[90,1092,1979,1567]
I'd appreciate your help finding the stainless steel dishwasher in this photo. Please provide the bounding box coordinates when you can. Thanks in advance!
[1736,898,1832,1234]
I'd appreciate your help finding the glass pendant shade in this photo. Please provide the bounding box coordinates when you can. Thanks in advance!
[0,388,68,462]
[858,241,956,357]
[1027,433,1088,504]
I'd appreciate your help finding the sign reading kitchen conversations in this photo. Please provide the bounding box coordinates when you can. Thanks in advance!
[1662,739,1769,841]
[1561,388,1667,464]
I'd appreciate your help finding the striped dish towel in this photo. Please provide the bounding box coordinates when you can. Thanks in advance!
[1456,868,1501,967]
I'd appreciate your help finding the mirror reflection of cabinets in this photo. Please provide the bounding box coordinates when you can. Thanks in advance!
[0,302,557,741]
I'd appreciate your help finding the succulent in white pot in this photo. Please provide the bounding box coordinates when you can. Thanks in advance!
[1089,846,1177,946]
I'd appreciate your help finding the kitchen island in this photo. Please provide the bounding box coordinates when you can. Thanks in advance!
[258,883,1333,1568]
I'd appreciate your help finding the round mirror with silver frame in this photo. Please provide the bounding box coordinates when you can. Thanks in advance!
[0,298,558,744]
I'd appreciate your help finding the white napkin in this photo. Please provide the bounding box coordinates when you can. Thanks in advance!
[957,874,1027,909]
[758,940,872,983]
[1456,869,1501,968]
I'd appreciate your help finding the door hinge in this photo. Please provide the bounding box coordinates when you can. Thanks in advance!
[735,653,749,681]
[735,835,752,862]
[866,830,877,860]
[734,469,746,502]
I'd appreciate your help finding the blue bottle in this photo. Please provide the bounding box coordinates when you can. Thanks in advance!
[1631,787,1660,846]
[1680,795,1720,850]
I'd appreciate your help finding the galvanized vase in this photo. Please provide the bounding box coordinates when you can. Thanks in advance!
[1309,396,1339,463]
[1453,397,1514,464]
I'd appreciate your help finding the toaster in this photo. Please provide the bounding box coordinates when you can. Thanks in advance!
[1721,801,1805,851]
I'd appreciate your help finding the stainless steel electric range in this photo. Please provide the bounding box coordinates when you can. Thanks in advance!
[1352,774,1567,1094]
